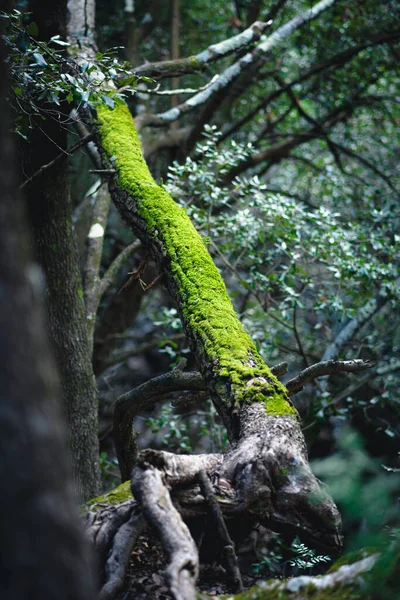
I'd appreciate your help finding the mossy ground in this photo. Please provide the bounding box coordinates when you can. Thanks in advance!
[85,480,132,510]
[96,101,297,418]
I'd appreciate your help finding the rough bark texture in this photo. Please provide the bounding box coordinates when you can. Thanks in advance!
[95,101,297,437]
[0,29,97,599]
[24,0,100,501]
[93,100,343,563]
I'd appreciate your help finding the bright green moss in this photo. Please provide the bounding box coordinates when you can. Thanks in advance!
[96,101,297,418]
[85,481,132,509]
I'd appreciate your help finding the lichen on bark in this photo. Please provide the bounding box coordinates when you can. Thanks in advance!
[96,100,297,423]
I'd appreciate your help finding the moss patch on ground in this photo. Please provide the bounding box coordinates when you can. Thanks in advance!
[96,101,297,418]
[85,481,132,510]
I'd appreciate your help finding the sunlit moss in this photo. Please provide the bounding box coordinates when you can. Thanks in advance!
[96,101,297,418]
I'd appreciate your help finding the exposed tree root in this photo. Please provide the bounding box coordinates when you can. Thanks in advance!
[197,470,243,593]
[132,460,199,600]
[99,507,145,600]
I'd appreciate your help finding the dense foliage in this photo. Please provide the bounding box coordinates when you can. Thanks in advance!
[4,0,400,582]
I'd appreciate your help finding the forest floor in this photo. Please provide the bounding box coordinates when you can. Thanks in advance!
[121,529,270,599]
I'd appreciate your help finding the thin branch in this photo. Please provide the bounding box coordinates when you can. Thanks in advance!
[275,73,344,171]
[327,139,400,199]
[123,75,219,96]
[141,0,337,126]
[20,134,92,190]
[133,20,272,79]
[70,108,102,168]
[286,359,373,394]
[99,239,142,298]
[293,302,309,369]
[220,29,400,143]
[114,370,205,481]
[319,296,387,393]
[83,183,111,353]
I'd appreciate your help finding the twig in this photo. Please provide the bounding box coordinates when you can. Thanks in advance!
[123,75,219,96]
[319,295,387,393]
[197,470,244,593]
[70,108,102,168]
[270,361,288,377]
[286,359,373,394]
[293,302,309,369]
[99,240,142,298]
[20,133,92,190]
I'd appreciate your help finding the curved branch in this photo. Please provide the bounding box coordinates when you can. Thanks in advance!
[286,359,373,394]
[113,369,205,481]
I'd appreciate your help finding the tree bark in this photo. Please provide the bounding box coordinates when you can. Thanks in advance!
[23,0,101,501]
[92,100,342,557]
[0,26,97,600]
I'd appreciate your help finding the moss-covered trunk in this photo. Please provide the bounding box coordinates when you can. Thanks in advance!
[94,101,342,554]
[96,101,297,440]
[90,100,344,598]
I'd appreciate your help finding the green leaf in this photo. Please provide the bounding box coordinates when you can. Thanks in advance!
[26,22,39,37]
[101,95,115,109]
[33,53,47,67]
[50,91,60,105]
[50,35,70,46]
[16,31,30,52]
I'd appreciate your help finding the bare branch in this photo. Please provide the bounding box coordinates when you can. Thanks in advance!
[319,296,387,393]
[99,239,142,298]
[70,109,102,168]
[286,359,373,394]
[141,0,337,126]
[133,20,271,80]
[220,29,400,143]
[113,369,205,481]
[83,183,111,352]
[20,134,92,190]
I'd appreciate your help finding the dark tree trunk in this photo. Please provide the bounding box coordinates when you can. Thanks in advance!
[0,27,97,600]
[22,0,100,501]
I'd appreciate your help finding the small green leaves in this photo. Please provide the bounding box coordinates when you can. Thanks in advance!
[3,10,144,135]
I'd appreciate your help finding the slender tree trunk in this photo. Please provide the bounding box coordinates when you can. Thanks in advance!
[23,0,100,501]
[0,25,97,600]
[170,0,180,124]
